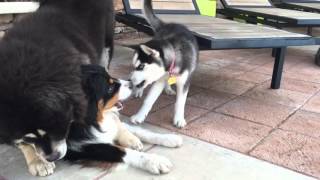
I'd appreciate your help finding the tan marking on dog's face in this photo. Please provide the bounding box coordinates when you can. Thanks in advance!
[109,79,114,84]
[105,93,119,110]
[96,93,120,123]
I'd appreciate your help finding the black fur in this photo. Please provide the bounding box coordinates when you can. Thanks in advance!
[65,143,125,163]
[0,0,114,157]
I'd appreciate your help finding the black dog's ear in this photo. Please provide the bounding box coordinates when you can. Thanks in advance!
[80,65,109,100]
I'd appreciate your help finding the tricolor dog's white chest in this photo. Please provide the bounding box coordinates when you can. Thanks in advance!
[92,110,120,144]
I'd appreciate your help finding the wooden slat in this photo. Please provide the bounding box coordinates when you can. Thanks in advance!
[129,0,195,10]
[290,2,320,10]
[225,0,272,6]
[0,2,39,14]
[153,14,309,40]
[238,7,320,19]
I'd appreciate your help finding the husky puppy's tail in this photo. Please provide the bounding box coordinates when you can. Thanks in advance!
[143,0,164,31]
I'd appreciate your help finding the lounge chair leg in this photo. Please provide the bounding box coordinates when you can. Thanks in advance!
[271,47,286,89]
[271,48,276,57]
[307,27,313,35]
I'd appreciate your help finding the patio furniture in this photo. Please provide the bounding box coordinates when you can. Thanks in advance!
[116,0,318,89]
[0,2,39,14]
[275,0,320,13]
[217,0,320,34]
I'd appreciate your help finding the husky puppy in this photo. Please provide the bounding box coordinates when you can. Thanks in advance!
[129,0,199,128]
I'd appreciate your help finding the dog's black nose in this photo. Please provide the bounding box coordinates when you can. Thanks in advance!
[46,152,61,162]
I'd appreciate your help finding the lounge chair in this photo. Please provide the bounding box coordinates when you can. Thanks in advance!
[217,0,320,34]
[116,0,318,89]
[275,0,320,13]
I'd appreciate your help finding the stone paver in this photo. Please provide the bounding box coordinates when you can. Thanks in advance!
[193,76,256,95]
[280,110,320,138]
[279,78,320,95]
[216,97,296,127]
[180,112,272,153]
[250,130,320,178]
[236,71,271,84]
[302,93,320,114]
[186,89,235,110]
[243,83,311,108]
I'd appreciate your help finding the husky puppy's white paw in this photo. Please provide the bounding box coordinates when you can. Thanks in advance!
[130,113,146,124]
[143,154,173,174]
[173,118,187,128]
[28,158,56,177]
[134,88,144,98]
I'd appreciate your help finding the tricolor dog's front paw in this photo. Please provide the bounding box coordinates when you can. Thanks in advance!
[130,113,146,124]
[173,118,187,128]
[161,134,183,148]
[124,135,144,151]
[143,154,173,174]
[28,158,55,177]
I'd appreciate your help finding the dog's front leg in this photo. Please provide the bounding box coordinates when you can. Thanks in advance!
[116,120,144,151]
[17,143,55,177]
[173,71,190,128]
[131,78,166,124]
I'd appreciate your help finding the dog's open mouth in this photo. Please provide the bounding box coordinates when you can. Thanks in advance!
[136,80,146,89]
[115,101,123,110]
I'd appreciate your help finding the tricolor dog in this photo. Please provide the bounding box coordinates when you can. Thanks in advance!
[129,0,199,128]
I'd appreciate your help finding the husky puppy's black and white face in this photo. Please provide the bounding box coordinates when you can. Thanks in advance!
[130,45,166,90]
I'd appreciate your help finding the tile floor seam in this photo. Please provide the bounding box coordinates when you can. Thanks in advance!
[212,111,274,128]
[278,127,320,140]
[247,128,278,154]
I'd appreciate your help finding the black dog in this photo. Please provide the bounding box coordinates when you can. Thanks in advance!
[0,0,114,176]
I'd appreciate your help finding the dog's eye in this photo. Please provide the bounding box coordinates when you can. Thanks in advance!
[108,86,114,94]
[136,64,145,71]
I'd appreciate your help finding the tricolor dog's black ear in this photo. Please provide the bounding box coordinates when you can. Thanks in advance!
[80,65,109,100]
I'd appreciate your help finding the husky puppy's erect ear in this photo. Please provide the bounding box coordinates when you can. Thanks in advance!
[140,45,160,58]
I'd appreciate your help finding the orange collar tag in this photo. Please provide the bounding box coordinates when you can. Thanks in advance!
[168,76,177,85]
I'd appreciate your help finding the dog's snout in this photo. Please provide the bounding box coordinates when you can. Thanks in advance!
[46,152,61,162]
[136,80,145,89]
[128,80,133,89]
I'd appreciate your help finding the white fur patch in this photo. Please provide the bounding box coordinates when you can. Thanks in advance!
[123,148,172,174]
[37,129,46,136]
[52,139,67,160]
[25,133,37,138]
[124,123,183,148]
[118,80,132,101]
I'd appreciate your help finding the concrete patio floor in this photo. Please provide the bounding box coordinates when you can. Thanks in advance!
[1,43,319,179]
